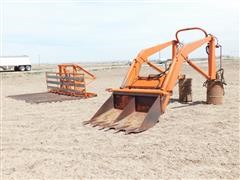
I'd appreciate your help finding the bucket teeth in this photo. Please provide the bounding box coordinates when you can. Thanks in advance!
[100,122,113,128]
[92,123,99,127]
[91,120,105,126]
[82,120,91,125]
[109,118,133,130]
[113,124,130,131]
[89,115,118,127]
[84,94,162,134]
[98,126,105,130]
[125,128,139,134]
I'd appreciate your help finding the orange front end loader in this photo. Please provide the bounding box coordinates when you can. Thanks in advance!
[84,27,225,134]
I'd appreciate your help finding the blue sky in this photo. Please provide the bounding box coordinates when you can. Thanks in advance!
[1,0,239,63]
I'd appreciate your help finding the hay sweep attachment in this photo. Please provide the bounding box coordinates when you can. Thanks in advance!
[84,27,225,134]
[46,64,97,98]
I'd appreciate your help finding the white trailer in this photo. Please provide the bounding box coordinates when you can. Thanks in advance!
[0,55,31,71]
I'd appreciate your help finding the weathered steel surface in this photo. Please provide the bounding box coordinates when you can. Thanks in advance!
[179,77,192,103]
[206,80,224,105]
[84,93,161,134]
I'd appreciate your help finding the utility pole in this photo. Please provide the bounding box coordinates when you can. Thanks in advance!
[38,54,40,68]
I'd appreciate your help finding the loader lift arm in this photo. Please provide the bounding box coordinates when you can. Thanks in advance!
[121,40,178,89]
[85,27,223,134]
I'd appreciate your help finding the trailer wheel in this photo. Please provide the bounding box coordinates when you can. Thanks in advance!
[18,65,25,71]
[25,65,31,71]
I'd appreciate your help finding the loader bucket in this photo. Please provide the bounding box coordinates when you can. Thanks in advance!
[84,93,162,134]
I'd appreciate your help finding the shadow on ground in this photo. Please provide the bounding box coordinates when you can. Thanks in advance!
[170,98,206,109]
[8,92,85,104]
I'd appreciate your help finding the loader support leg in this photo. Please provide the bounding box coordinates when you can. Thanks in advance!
[208,38,216,79]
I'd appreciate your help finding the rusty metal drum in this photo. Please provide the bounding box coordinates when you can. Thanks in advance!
[179,77,192,103]
[206,80,224,105]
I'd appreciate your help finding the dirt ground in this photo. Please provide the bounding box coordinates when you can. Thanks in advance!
[0,60,239,179]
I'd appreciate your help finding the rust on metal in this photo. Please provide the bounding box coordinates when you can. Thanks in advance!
[178,76,192,103]
[206,80,224,105]
[84,92,161,134]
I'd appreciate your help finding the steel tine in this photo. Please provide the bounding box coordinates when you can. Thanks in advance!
[98,126,105,130]
[97,121,114,129]
[125,128,139,134]
[92,121,105,126]
[91,121,103,127]
[90,117,111,126]
[113,129,123,134]
[91,122,103,127]
[99,117,119,127]
[100,122,115,128]
[107,122,121,128]
[103,127,112,132]
[113,123,131,131]
[82,120,91,125]
[83,117,99,125]
[109,121,124,129]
